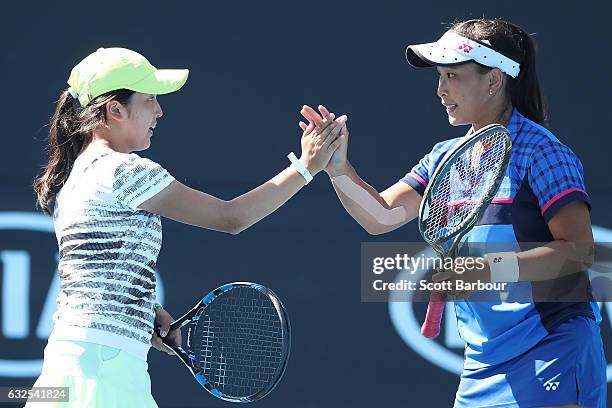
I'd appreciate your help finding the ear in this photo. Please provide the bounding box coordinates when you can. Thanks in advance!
[105,100,127,122]
[488,68,504,95]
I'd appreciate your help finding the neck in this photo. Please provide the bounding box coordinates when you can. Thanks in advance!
[89,129,124,153]
[473,101,513,132]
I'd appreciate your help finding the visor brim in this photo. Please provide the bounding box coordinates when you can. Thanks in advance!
[405,42,471,68]
[129,68,189,95]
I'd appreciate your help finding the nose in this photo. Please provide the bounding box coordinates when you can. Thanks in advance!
[155,99,163,118]
[437,76,448,98]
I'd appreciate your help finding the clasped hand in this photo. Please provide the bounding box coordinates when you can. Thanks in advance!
[298,104,349,177]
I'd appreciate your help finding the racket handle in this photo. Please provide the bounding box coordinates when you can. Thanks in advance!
[421,291,447,339]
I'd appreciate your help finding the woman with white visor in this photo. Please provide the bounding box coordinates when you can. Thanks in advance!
[301,18,605,408]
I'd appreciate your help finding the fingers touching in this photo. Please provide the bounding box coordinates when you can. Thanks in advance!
[300,104,345,130]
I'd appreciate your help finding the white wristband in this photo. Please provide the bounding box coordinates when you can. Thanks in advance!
[288,152,313,184]
[486,252,520,283]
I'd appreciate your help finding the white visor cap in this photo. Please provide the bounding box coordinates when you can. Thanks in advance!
[406,31,521,78]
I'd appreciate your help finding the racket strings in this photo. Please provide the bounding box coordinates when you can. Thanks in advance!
[192,287,284,398]
[425,131,510,241]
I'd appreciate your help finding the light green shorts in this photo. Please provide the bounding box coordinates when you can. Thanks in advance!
[25,340,157,408]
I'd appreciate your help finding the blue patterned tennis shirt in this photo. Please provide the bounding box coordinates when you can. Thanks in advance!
[402,108,599,367]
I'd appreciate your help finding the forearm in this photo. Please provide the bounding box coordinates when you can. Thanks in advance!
[329,162,407,234]
[449,240,593,300]
[516,240,594,281]
[139,122,337,235]
[227,165,308,234]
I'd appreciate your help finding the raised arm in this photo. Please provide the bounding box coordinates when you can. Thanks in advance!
[139,117,345,234]
[300,105,421,235]
[329,162,421,234]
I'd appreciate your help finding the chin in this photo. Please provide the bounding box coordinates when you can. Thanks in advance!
[132,141,150,152]
[447,115,468,127]
[447,115,460,126]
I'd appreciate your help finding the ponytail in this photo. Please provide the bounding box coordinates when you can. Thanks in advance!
[34,88,134,215]
[506,28,546,125]
[451,19,547,126]
[34,91,87,215]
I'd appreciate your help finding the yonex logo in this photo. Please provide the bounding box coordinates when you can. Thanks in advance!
[388,225,612,383]
[458,43,473,53]
[492,257,503,263]
[544,380,560,391]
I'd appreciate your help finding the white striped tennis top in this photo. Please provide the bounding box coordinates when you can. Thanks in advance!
[49,144,174,360]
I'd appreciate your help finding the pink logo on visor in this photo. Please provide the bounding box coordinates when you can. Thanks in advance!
[458,43,473,53]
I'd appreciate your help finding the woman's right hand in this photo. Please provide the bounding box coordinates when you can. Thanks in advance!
[300,105,349,177]
[299,113,346,176]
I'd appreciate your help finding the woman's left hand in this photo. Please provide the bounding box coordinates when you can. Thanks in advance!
[300,105,350,177]
[151,308,182,355]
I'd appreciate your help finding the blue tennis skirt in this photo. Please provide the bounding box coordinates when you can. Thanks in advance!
[454,316,606,408]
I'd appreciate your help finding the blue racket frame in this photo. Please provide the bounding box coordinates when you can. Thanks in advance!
[157,282,291,403]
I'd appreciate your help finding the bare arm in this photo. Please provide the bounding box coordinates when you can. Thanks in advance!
[140,170,306,235]
[328,161,421,235]
[139,118,345,234]
[436,201,594,293]
[517,201,594,281]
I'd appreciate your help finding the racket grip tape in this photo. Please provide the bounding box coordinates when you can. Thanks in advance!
[421,291,447,339]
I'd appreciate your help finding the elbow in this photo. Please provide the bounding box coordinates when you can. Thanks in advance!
[583,242,595,269]
[227,223,246,235]
[563,239,595,270]
[363,224,385,235]
[221,201,248,235]
[570,239,595,269]
[362,209,404,235]
[222,216,246,235]
[225,225,240,235]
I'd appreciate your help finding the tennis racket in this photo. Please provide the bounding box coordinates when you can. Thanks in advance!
[419,124,512,339]
[158,282,290,402]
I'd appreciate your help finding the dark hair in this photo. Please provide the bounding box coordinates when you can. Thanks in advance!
[33,89,135,215]
[450,19,547,125]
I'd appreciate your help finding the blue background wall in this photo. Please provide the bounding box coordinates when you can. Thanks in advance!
[1,1,611,407]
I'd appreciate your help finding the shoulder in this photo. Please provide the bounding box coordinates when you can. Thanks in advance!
[100,151,166,176]
[510,113,583,173]
[430,136,465,155]
[102,151,150,167]
[421,135,466,166]
[108,152,174,209]
[515,113,568,153]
